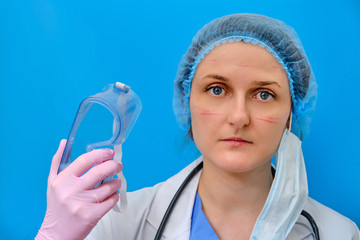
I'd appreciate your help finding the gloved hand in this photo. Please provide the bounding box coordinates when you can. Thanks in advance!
[36,140,122,240]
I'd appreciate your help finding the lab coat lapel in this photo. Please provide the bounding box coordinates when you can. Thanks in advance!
[146,157,203,239]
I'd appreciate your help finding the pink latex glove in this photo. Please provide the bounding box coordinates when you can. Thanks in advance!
[36,140,122,240]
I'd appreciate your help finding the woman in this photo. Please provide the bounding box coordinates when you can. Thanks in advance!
[36,14,360,240]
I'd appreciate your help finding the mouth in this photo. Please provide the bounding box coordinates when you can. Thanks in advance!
[220,137,252,146]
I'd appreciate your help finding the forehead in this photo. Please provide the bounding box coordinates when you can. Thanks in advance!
[200,42,284,71]
[194,41,289,87]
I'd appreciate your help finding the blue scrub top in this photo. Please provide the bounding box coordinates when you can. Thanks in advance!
[190,192,220,240]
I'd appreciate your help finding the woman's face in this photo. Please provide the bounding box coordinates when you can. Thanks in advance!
[189,42,291,173]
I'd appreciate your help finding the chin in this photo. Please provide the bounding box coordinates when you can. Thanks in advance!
[207,153,272,174]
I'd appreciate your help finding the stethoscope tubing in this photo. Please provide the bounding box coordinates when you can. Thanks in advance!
[154,162,204,239]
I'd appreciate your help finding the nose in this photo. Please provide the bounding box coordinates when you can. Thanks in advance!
[227,96,250,128]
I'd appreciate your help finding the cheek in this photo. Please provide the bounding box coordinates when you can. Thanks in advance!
[190,103,225,147]
[190,104,225,133]
[252,104,290,128]
[252,113,289,154]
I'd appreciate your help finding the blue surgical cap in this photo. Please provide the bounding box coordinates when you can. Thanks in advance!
[173,13,317,140]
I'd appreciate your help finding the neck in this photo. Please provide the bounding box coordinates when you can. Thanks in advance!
[198,158,273,218]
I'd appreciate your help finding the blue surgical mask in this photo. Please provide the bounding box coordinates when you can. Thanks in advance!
[250,130,308,240]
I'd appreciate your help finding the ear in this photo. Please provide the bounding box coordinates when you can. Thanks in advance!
[287,112,292,131]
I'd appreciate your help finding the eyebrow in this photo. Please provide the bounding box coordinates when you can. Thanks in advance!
[202,74,281,88]
[252,80,281,88]
[202,74,229,82]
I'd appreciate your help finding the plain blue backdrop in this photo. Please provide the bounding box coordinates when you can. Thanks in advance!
[1,0,359,239]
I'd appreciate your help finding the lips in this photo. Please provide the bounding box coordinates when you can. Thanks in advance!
[220,137,252,146]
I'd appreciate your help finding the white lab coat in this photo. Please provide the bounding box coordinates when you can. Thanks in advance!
[86,158,360,240]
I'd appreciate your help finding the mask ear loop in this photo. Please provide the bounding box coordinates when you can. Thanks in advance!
[112,120,128,213]
[287,112,292,132]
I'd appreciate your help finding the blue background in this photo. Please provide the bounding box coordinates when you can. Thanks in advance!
[1,0,359,239]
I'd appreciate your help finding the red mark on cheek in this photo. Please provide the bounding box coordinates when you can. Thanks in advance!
[255,117,281,124]
[272,65,282,70]
[200,111,224,116]
[192,106,224,116]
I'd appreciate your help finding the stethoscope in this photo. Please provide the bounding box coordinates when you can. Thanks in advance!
[154,162,320,240]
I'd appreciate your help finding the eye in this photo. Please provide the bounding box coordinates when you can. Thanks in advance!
[206,85,226,96]
[255,90,275,101]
